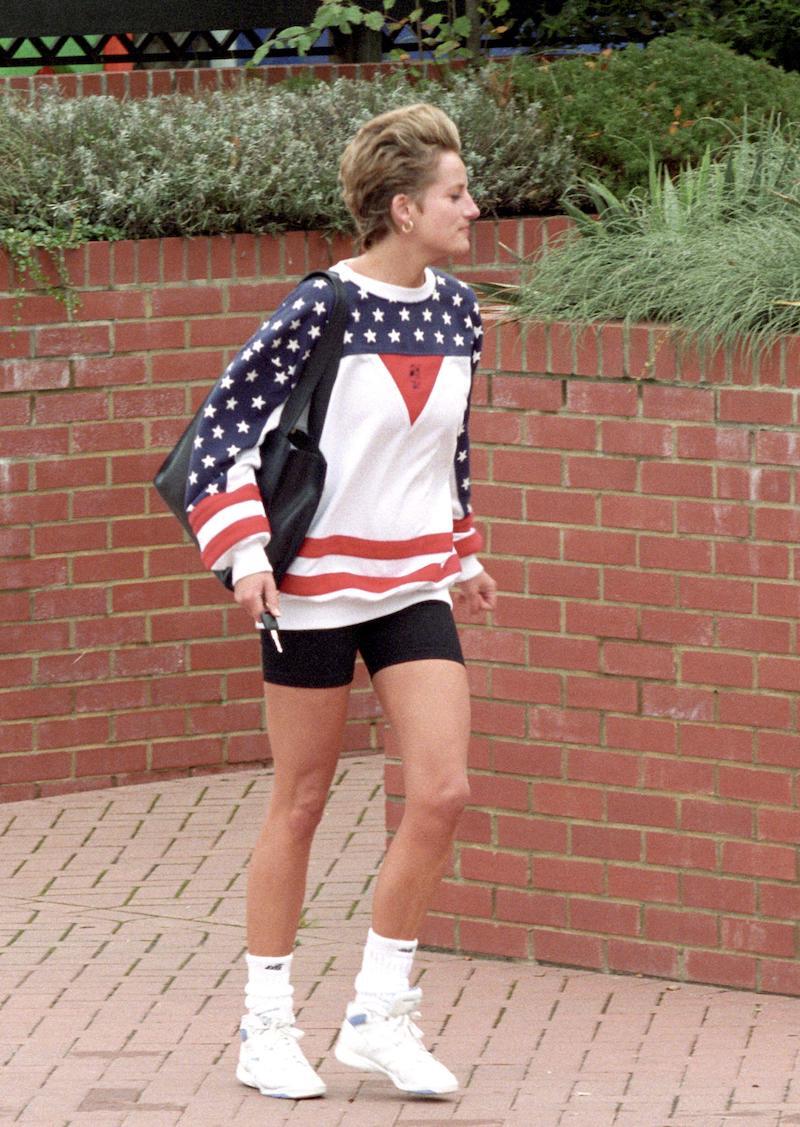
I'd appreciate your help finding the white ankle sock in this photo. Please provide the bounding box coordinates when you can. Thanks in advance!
[353,928,418,1010]
[244,951,295,1019]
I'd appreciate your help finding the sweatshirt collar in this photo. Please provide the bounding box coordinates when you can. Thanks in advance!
[332,260,436,303]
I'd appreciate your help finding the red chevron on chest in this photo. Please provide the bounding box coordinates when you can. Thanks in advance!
[380,354,443,425]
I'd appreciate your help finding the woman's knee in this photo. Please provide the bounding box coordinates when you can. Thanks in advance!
[407,773,470,828]
[270,786,329,842]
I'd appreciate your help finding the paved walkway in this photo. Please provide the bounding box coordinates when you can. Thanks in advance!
[2,756,800,1127]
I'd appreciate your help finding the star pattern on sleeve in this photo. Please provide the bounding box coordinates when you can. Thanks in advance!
[186,276,335,507]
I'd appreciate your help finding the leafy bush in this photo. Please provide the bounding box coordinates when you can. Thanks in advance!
[508,34,800,195]
[702,1,800,73]
[504,124,800,350]
[524,1,800,72]
[0,72,575,250]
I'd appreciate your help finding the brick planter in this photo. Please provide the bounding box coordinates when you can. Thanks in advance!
[382,316,800,996]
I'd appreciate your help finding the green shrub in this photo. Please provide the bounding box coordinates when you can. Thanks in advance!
[508,34,800,195]
[703,1,800,73]
[504,125,800,350]
[527,1,800,73]
[0,72,575,251]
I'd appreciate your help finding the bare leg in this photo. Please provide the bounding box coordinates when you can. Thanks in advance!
[247,682,351,955]
[369,660,471,939]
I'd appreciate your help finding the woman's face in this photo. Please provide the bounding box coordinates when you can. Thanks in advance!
[407,150,480,262]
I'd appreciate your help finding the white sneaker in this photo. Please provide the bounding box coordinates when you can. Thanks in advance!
[334,987,458,1095]
[237,1012,326,1099]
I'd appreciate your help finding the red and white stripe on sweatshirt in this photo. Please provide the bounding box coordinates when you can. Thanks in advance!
[186,261,484,629]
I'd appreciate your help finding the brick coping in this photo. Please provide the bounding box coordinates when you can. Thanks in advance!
[0,215,567,296]
[0,59,465,100]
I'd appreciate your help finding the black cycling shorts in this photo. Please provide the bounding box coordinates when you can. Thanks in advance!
[260,599,464,688]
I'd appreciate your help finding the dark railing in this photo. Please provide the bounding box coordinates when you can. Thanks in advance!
[0,2,406,68]
[0,32,302,70]
[0,2,535,71]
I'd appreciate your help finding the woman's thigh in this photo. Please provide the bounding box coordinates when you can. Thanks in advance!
[263,682,352,804]
[371,659,471,800]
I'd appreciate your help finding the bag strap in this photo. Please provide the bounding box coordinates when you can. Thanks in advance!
[273,269,349,440]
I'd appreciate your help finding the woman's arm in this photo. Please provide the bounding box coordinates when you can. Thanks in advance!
[450,295,485,579]
[185,276,337,583]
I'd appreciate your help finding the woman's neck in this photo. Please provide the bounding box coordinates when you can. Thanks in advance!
[347,238,429,289]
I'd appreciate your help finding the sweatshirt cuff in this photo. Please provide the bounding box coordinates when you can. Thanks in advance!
[231,541,272,586]
[459,554,484,581]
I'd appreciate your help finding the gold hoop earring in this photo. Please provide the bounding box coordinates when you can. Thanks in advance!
[401,219,414,234]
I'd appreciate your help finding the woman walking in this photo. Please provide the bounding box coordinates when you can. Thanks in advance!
[186,103,496,1100]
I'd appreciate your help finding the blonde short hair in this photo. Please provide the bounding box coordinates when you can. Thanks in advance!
[339,103,462,249]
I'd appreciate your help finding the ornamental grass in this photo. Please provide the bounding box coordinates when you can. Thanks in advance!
[498,123,800,352]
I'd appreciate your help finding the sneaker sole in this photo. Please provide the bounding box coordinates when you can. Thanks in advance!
[236,1062,326,1099]
[334,1038,458,1095]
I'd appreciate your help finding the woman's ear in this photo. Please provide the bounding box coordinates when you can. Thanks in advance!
[390,192,414,234]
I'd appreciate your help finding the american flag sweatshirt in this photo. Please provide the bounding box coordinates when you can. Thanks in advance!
[186,261,484,629]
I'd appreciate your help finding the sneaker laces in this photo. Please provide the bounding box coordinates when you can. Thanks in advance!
[379,990,429,1054]
[246,1014,309,1065]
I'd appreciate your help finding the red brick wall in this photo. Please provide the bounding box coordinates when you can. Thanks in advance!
[0,60,452,101]
[386,319,800,996]
[0,219,538,801]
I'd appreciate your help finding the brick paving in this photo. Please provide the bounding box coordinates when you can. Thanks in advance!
[2,755,800,1126]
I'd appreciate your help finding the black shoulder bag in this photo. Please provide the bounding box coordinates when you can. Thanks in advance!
[153,270,348,590]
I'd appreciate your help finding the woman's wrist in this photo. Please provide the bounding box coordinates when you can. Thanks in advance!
[458,554,484,581]
[231,542,273,586]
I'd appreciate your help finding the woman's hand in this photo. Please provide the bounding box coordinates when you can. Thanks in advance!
[233,571,280,624]
[455,569,498,616]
